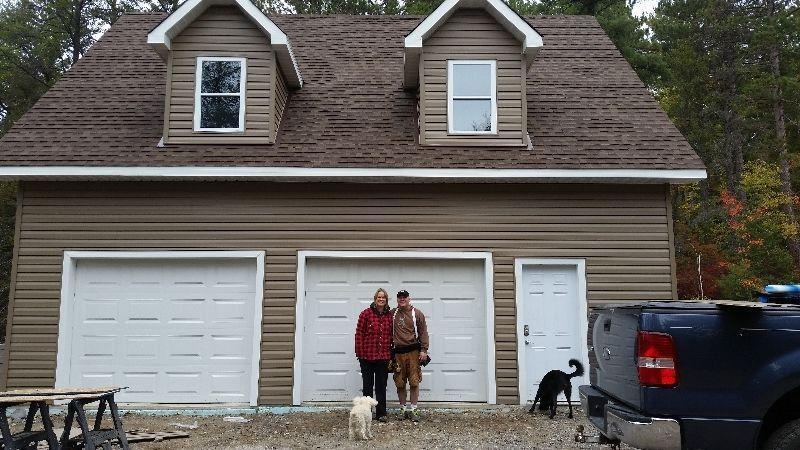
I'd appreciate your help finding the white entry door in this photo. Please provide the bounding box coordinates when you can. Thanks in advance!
[302,257,488,402]
[517,263,588,403]
[59,256,261,404]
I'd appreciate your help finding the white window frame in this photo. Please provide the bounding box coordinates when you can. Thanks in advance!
[193,56,247,133]
[447,60,498,135]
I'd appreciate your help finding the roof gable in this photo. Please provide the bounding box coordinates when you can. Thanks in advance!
[147,0,302,87]
[403,0,543,87]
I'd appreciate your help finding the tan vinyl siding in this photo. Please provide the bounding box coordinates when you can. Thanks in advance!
[420,9,526,146]
[165,5,274,144]
[274,69,289,137]
[6,182,673,405]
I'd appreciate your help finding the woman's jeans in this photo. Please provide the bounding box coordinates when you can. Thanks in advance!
[359,359,389,417]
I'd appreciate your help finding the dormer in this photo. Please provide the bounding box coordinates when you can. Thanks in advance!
[404,0,542,146]
[147,0,302,144]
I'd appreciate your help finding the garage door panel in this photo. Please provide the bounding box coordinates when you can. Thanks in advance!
[306,332,351,363]
[303,257,487,402]
[124,335,159,360]
[306,261,351,287]
[439,334,479,356]
[211,299,249,324]
[312,296,351,320]
[355,264,392,286]
[63,257,259,404]
[210,334,250,359]
[439,367,485,402]
[303,364,359,401]
[440,297,481,322]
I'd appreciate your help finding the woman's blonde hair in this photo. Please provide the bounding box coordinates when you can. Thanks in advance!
[373,288,389,302]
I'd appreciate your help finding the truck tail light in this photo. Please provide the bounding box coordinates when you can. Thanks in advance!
[636,331,678,387]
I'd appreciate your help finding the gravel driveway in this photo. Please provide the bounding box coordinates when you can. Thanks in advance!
[119,407,627,449]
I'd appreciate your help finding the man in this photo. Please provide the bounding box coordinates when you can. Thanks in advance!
[391,289,429,422]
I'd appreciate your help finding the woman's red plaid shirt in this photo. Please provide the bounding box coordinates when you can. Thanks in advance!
[355,305,393,361]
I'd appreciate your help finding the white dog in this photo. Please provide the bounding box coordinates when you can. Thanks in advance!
[348,396,378,440]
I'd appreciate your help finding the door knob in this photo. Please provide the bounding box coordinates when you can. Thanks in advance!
[525,340,531,345]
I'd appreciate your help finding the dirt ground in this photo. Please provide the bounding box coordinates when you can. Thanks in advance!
[111,407,625,449]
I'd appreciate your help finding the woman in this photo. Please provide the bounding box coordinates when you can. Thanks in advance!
[354,288,393,422]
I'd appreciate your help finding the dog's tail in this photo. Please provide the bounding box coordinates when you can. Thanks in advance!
[568,359,584,378]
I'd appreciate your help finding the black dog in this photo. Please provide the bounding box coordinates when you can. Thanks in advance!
[528,359,584,419]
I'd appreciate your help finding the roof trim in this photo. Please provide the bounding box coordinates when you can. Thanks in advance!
[147,0,302,88]
[0,167,706,184]
[403,0,544,88]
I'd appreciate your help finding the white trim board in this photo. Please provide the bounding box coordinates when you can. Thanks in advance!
[513,258,590,405]
[147,0,302,88]
[0,167,708,184]
[55,250,265,406]
[293,250,496,405]
[403,0,543,87]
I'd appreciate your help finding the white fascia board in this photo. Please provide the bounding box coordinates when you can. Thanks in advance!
[0,166,708,183]
[147,0,302,88]
[403,0,543,87]
[404,0,542,51]
[404,0,460,49]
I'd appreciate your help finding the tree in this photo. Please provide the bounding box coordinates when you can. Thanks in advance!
[138,0,181,13]
[280,0,384,14]
[745,0,800,268]
[651,0,752,203]
[0,1,67,134]
[97,0,140,25]
[33,0,103,65]
[524,0,665,88]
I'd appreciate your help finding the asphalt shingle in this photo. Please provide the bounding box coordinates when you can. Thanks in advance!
[0,13,705,170]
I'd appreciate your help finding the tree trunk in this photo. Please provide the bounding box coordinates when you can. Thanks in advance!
[715,0,746,202]
[70,0,83,65]
[721,59,745,202]
[768,0,800,270]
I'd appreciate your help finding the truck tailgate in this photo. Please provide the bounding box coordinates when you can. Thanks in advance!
[592,307,641,408]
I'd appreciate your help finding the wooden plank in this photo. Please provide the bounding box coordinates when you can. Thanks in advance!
[125,430,190,443]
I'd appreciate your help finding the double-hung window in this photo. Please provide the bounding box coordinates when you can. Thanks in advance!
[447,60,497,134]
[194,57,247,132]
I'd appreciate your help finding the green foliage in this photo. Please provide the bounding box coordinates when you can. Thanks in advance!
[678,161,800,300]
[0,1,67,134]
[717,161,797,299]
[658,0,800,299]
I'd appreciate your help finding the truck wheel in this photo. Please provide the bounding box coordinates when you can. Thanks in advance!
[764,419,800,450]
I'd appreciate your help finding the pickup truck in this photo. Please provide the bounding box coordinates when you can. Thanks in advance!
[579,301,800,450]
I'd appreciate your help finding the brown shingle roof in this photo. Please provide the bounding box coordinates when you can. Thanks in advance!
[0,13,705,170]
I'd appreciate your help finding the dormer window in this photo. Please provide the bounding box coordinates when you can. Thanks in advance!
[447,60,497,134]
[194,57,247,132]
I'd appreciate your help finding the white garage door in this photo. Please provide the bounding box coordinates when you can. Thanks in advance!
[60,257,260,404]
[302,258,487,402]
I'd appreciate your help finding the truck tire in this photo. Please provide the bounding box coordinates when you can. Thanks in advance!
[764,419,800,450]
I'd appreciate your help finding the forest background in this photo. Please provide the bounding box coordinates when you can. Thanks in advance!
[0,0,798,334]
